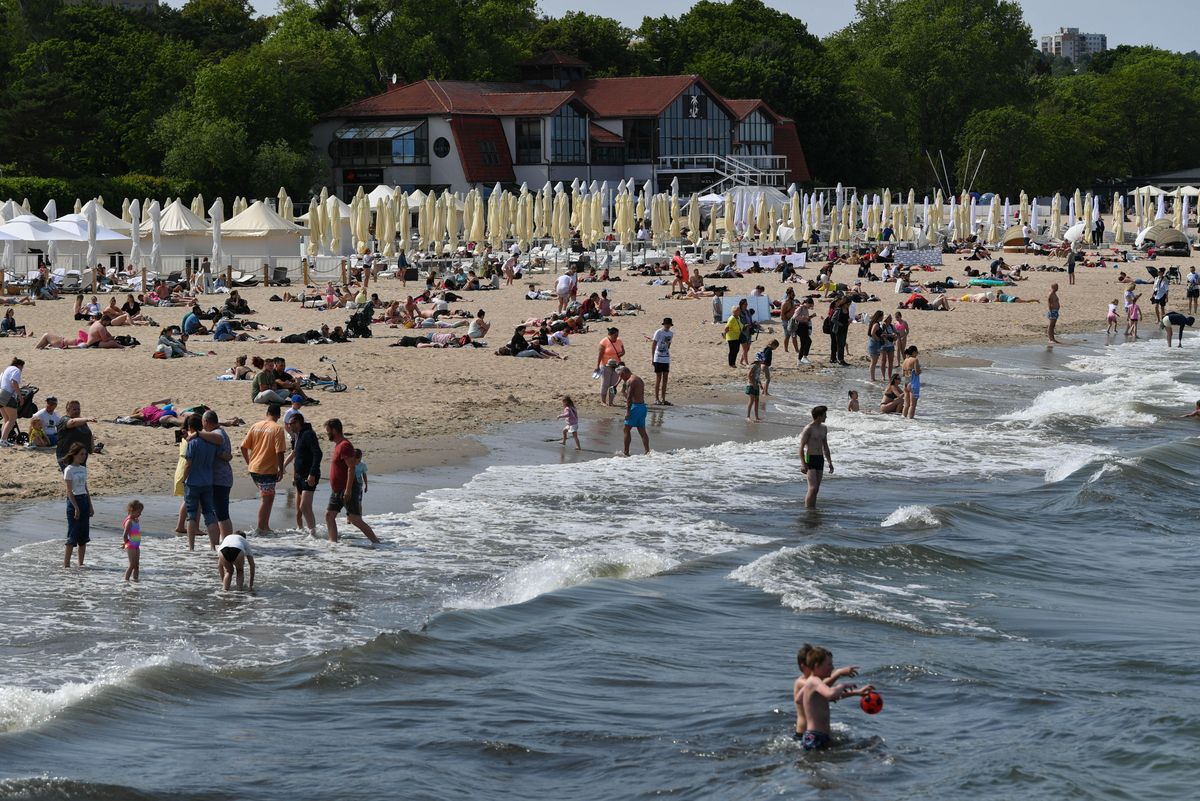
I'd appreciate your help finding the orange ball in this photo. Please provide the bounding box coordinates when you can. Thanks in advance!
[860,691,884,714]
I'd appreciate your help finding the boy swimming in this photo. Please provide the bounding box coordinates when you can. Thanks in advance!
[793,643,872,751]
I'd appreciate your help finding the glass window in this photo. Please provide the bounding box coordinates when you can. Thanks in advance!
[735,110,773,155]
[480,140,500,166]
[332,120,427,166]
[657,86,731,158]
[551,105,587,164]
[516,118,542,164]
[625,118,654,162]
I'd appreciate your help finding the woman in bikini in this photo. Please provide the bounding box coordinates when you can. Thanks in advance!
[880,374,903,414]
[901,346,921,419]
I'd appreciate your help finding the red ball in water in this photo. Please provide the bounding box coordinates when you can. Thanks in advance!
[860,691,884,714]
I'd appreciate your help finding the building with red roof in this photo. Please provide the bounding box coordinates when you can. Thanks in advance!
[313,53,810,198]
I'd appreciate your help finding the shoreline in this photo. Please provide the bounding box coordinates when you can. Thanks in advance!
[0,248,1191,503]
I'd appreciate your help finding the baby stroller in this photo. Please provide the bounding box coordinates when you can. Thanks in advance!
[5,385,38,445]
[346,305,373,339]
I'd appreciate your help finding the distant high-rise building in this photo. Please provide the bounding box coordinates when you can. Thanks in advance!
[1040,27,1108,63]
[63,0,158,11]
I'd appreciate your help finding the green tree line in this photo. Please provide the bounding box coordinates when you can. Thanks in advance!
[0,0,1197,202]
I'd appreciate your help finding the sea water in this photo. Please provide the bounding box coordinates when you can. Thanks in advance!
[0,336,1197,800]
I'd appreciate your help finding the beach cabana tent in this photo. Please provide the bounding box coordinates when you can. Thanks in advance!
[81,199,133,233]
[221,200,304,258]
[1001,224,1029,252]
[1137,224,1190,255]
[139,199,212,256]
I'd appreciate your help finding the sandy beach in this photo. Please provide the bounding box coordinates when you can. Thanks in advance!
[1,246,1194,502]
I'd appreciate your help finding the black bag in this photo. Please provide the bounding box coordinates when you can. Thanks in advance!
[821,315,833,335]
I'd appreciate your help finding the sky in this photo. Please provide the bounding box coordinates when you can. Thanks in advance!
[189,0,1199,53]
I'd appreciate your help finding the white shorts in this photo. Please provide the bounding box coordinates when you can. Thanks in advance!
[564,424,578,434]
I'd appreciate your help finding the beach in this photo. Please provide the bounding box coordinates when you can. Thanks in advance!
[2,247,1194,503]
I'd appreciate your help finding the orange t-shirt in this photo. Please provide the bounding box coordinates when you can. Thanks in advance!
[240,420,286,475]
[599,337,624,364]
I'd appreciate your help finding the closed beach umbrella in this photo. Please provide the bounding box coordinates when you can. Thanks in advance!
[1082,194,1092,240]
[128,200,141,270]
[191,194,204,218]
[1073,189,1082,225]
[1113,195,1125,245]
[209,198,224,271]
[148,200,162,275]
[306,195,321,258]
[328,196,343,255]
[1156,193,1165,221]
[1172,190,1183,230]
[1050,193,1062,241]
[43,200,58,266]
[84,202,97,275]
[1029,200,1039,235]
[723,192,734,246]
[687,193,701,244]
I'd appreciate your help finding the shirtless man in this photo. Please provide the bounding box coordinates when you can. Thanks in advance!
[617,366,650,456]
[85,316,125,348]
[799,405,832,508]
[1046,283,1061,343]
[793,643,871,751]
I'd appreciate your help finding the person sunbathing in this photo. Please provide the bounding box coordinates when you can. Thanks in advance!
[899,293,952,311]
[229,355,255,379]
[35,331,84,349]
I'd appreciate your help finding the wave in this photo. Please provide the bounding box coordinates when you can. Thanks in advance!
[881,505,941,529]
[730,544,1005,638]
[0,645,204,734]
[454,546,678,609]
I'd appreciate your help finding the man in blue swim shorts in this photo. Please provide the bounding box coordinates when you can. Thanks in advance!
[1047,283,1061,343]
[617,366,650,456]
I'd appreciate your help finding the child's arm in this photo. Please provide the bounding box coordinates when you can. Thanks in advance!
[247,555,256,589]
[827,665,859,685]
[362,471,368,493]
[122,519,133,546]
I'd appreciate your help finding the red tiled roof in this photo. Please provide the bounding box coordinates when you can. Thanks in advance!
[520,50,588,68]
[327,80,577,118]
[569,75,735,118]
[725,99,781,122]
[774,120,811,184]
[588,122,623,145]
[450,117,515,185]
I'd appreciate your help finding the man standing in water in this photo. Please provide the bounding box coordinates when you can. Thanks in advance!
[617,366,650,456]
[799,406,833,508]
[1047,283,1062,344]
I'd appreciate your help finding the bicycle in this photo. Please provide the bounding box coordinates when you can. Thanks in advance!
[302,355,347,392]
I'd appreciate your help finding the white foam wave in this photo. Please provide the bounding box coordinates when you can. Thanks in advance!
[881,505,941,529]
[455,546,677,609]
[0,645,204,733]
[730,545,1004,637]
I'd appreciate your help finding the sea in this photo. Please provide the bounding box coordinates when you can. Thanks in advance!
[0,333,1197,800]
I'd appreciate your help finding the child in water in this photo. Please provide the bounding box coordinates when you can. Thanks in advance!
[847,390,860,412]
[1106,299,1119,334]
[558,396,581,450]
[746,355,764,422]
[1127,294,1142,338]
[793,643,873,751]
[122,500,143,581]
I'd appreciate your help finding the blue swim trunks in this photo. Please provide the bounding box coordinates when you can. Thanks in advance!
[1047,309,1060,320]
[624,402,647,429]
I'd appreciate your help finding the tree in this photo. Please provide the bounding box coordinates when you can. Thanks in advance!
[827,0,1036,188]
[250,139,319,198]
[529,12,635,77]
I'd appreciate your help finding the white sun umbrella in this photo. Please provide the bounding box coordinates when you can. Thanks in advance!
[947,195,957,240]
[43,200,59,266]
[209,198,224,271]
[1050,194,1062,240]
[1029,199,1039,236]
[985,202,997,244]
[1063,221,1086,244]
[1093,195,1101,237]
[148,200,162,276]
[906,189,915,238]
[1082,193,1092,239]
[1182,195,1190,233]
[1072,189,1082,225]
[83,202,97,275]
[0,213,77,242]
[190,194,204,218]
[1171,190,1183,230]
[306,196,321,258]
[470,191,486,246]
[128,200,141,270]
[328,196,343,255]
[1113,194,1124,244]
[789,191,801,237]
[121,198,131,224]
[722,192,735,246]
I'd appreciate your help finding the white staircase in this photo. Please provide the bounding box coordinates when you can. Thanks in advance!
[656,154,789,194]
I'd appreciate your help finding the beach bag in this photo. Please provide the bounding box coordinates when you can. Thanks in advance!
[821,313,833,335]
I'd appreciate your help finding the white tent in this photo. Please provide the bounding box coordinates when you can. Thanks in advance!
[81,199,133,233]
[0,200,26,223]
[367,184,395,209]
[221,200,303,258]
[138,199,211,256]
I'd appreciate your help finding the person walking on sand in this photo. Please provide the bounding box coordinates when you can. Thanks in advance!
[239,403,287,535]
[617,366,650,456]
[799,406,833,509]
[1046,283,1062,344]
[324,418,380,544]
[650,317,674,405]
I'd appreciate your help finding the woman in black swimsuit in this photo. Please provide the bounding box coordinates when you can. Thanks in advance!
[880,374,903,414]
